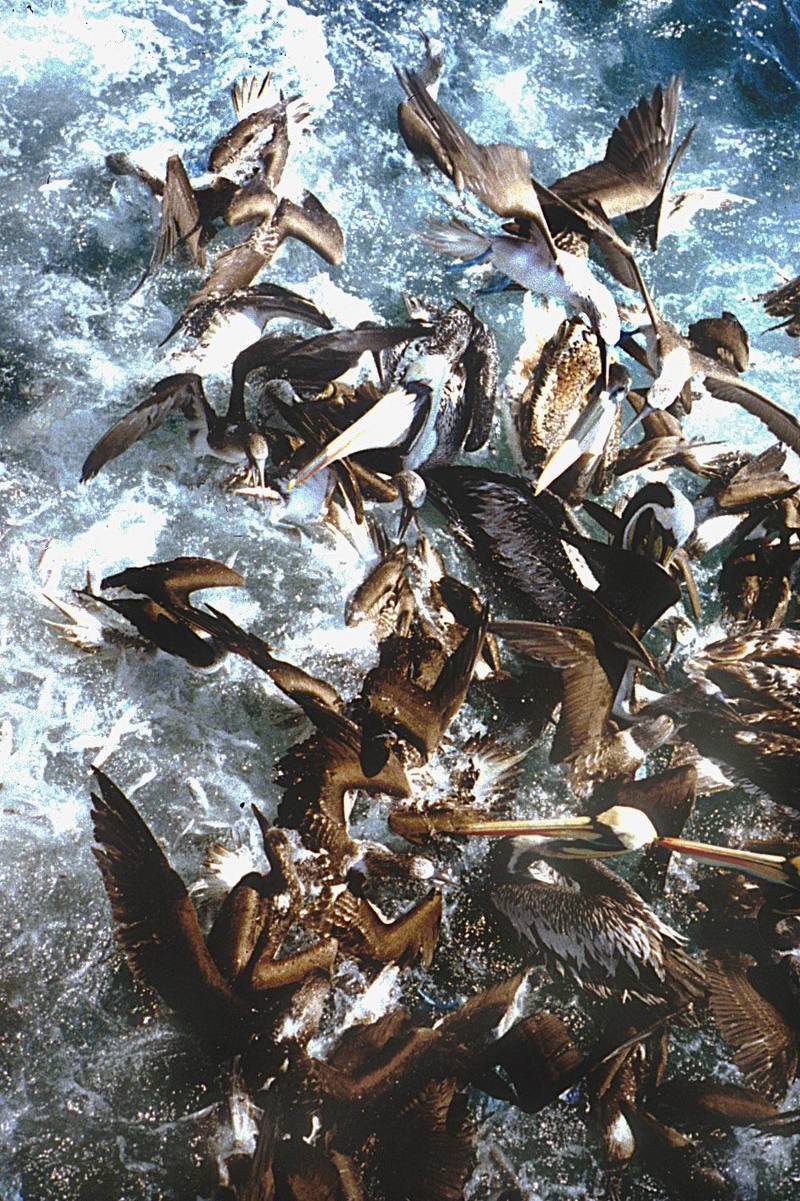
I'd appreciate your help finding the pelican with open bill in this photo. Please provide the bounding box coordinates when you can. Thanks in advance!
[389,803,800,890]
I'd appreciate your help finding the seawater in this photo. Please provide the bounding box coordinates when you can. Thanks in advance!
[1,0,800,1197]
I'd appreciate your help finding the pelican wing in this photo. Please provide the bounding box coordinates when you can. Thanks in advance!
[706,952,797,1101]
[90,770,250,1041]
[80,373,207,482]
[702,371,800,456]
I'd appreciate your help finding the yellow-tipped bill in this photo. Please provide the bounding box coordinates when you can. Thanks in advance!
[656,837,800,889]
[287,387,420,491]
[390,805,659,856]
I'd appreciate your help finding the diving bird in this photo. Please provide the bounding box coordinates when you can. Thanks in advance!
[395,69,621,372]
[759,270,800,339]
[108,73,314,288]
[80,284,331,485]
[45,556,245,667]
[621,306,800,454]
[90,769,337,1059]
[396,34,447,169]
[547,74,687,225]
[81,371,270,488]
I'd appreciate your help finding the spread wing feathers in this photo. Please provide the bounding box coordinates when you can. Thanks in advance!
[232,324,423,393]
[552,649,615,763]
[231,72,273,119]
[396,68,557,257]
[272,193,344,265]
[462,318,498,451]
[208,95,295,175]
[701,372,800,457]
[370,1079,474,1201]
[142,155,203,285]
[487,621,613,759]
[89,769,250,1036]
[552,75,683,214]
[183,239,274,312]
[641,123,696,251]
[180,604,347,721]
[80,373,207,482]
[493,866,701,1005]
[328,888,443,967]
[100,556,244,606]
[534,177,661,328]
[706,952,798,1101]
[179,192,341,313]
[429,607,489,736]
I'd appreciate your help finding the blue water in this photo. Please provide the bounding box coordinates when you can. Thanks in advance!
[1,0,800,1197]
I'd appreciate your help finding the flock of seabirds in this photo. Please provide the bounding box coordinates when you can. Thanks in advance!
[41,36,800,1201]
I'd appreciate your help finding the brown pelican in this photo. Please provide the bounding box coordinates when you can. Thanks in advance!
[488,836,706,1006]
[390,803,800,894]
[424,466,670,674]
[646,1078,800,1134]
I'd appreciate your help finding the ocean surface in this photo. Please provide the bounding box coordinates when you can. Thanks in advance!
[1,0,800,1197]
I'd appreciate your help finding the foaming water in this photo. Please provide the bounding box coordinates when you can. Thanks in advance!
[2,0,800,1197]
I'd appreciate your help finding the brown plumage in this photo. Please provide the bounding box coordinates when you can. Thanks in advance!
[81,555,244,667]
[706,950,798,1101]
[550,75,685,220]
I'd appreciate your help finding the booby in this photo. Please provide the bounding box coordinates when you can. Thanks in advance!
[108,73,313,287]
[45,556,244,667]
[549,75,688,224]
[81,285,331,485]
[621,305,800,453]
[89,769,337,1058]
[80,372,269,487]
[395,70,621,371]
[759,270,800,338]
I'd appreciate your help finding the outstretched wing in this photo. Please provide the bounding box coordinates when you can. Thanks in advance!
[90,769,250,1044]
[80,373,207,482]
[396,68,557,257]
[100,556,244,606]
